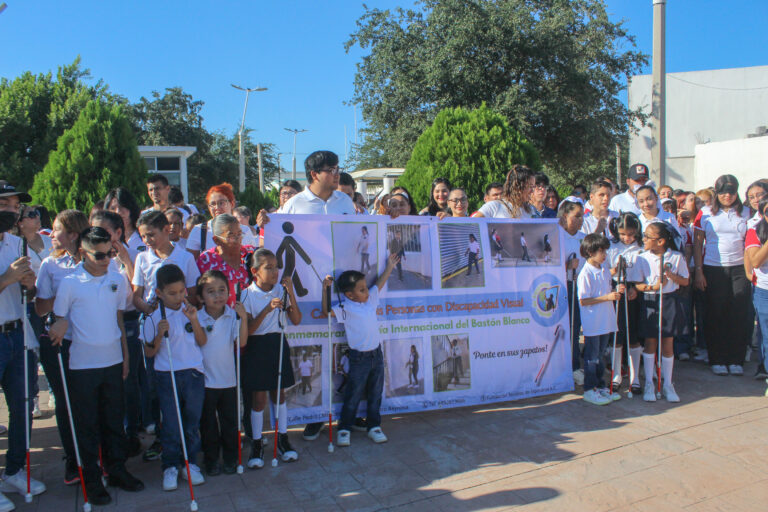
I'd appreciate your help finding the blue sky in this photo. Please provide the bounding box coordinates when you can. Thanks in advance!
[1,1,766,164]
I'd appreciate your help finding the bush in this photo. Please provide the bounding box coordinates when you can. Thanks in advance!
[235,183,274,214]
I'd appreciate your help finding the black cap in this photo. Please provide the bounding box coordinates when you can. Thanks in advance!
[627,164,649,181]
[0,181,32,202]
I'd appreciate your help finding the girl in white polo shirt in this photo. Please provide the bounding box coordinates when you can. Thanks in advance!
[558,199,586,382]
[196,270,248,476]
[635,185,681,237]
[693,175,752,376]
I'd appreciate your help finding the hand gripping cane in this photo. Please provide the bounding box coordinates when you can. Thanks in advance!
[21,239,32,503]
[160,302,198,512]
[235,283,244,474]
[271,285,289,467]
[656,254,664,400]
[326,284,334,454]
[619,256,635,398]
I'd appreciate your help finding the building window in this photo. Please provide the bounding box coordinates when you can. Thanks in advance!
[157,157,180,171]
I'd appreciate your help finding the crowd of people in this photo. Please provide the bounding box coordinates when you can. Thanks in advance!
[0,149,764,509]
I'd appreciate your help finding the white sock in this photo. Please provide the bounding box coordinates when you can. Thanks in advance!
[630,347,643,385]
[250,410,263,440]
[662,356,674,386]
[612,346,623,383]
[278,403,288,434]
[642,352,656,386]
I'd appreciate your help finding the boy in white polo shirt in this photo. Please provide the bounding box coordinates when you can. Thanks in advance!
[321,253,398,447]
[133,210,200,314]
[577,233,624,406]
[49,226,144,506]
[142,264,207,492]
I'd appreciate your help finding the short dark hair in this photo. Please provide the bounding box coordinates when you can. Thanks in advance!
[304,151,338,183]
[485,182,503,195]
[580,233,610,259]
[281,180,303,193]
[168,185,184,204]
[156,264,186,290]
[248,248,276,271]
[534,173,550,187]
[572,184,587,195]
[590,180,613,194]
[186,213,206,228]
[80,226,112,249]
[89,210,125,243]
[338,172,355,188]
[137,210,169,230]
[233,205,252,221]
[337,270,366,294]
[196,270,229,298]
[147,174,169,187]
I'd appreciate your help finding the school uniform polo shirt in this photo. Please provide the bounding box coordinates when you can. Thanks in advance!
[132,244,200,302]
[604,243,644,283]
[609,191,641,215]
[331,285,381,352]
[561,228,586,281]
[143,306,204,373]
[53,265,129,370]
[694,207,750,266]
[277,188,356,215]
[580,210,619,237]
[36,253,79,339]
[197,306,239,388]
[477,200,534,219]
[125,230,146,263]
[576,262,617,337]
[187,221,258,253]
[0,233,24,324]
[635,249,689,295]
[242,283,283,335]
[638,210,680,238]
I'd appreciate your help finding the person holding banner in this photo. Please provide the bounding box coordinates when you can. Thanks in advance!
[559,199,586,384]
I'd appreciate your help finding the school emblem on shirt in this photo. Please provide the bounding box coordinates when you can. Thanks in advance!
[205,325,213,333]
[137,246,147,252]
[185,322,193,333]
[110,283,118,292]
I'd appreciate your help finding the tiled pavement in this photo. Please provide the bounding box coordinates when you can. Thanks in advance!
[1,360,767,511]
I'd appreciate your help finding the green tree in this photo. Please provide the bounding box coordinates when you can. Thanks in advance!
[345,0,646,176]
[30,100,147,212]
[399,104,539,211]
[0,57,118,190]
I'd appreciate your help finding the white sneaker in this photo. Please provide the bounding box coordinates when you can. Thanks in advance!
[693,349,708,363]
[32,398,41,419]
[572,369,585,386]
[728,364,744,376]
[643,384,657,402]
[337,429,351,447]
[180,464,205,486]
[0,492,14,512]
[599,387,621,402]
[162,467,178,491]
[367,427,388,444]
[663,384,680,403]
[582,389,610,405]
[678,352,690,361]
[711,364,728,376]
[0,470,46,496]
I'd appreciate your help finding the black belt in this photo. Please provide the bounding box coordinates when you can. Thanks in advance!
[0,320,22,334]
[124,311,141,322]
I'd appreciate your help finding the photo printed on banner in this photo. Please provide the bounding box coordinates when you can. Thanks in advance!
[437,223,484,289]
[331,221,379,286]
[431,334,471,392]
[488,222,561,268]
[384,337,426,397]
[286,344,322,408]
[386,224,432,291]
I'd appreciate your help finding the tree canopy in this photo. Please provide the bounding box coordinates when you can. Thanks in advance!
[345,0,647,175]
[399,104,539,211]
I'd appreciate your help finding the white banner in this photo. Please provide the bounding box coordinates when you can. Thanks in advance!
[263,214,573,425]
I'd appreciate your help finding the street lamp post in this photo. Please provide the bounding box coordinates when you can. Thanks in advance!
[284,128,307,180]
[651,0,666,185]
[231,84,267,193]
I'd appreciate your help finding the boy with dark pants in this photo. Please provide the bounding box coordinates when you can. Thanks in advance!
[49,227,144,505]
[321,253,398,446]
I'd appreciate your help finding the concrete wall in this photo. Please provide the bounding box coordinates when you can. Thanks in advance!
[629,65,768,189]
[694,137,768,196]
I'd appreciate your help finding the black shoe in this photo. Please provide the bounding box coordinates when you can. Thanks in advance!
[64,458,80,486]
[302,422,324,441]
[127,436,142,458]
[204,461,221,477]
[247,439,264,469]
[107,466,144,492]
[86,480,112,506]
[278,433,298,462]
[755,363,768,379]
[222,463,237,475]
[351,417,367,432]
[630,384,642,395]
[142,439,162,462]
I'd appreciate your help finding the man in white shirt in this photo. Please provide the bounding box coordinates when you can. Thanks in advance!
[609,163,650,215]
[142,175,172,216]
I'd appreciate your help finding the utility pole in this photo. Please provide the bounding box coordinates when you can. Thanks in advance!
[284,128,307,180]
[257,143,263,193]
[231,84,267,193]
[277,153,282,185]
[616,144,622,185]
[651,0,666,185]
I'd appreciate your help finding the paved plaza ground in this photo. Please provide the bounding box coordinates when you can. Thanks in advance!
[1,360,767,511]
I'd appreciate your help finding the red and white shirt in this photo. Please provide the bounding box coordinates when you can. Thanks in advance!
[746,228,768,289]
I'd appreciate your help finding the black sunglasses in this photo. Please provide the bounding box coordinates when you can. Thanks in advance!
[84,248,117,260]
[716,185,738,195]
[21,210,39,219]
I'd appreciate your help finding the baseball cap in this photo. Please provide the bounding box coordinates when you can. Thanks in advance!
[0,181,32,202]
[627,164,649,181]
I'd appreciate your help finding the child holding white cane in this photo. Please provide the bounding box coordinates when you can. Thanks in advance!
[577,234,624,406]
[197,271,248,476]
[636,222,689,403]
[321,253,399,447]
[241,248,301,468]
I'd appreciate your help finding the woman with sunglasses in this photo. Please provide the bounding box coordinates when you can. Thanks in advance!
[187,183,257,260]
[196,214,255,305]
[693,175,752,376]
[34,209,91,486]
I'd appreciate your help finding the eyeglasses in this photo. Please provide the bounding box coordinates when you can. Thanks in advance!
[22,210,39,219]
[448,197,468,204]
[317,166,340,175]
[279,190,297,197]
[388,199,407,208]
[216,232,243,242]
[642,235,660,241]
[208,199,231,209]
[84,249,117,260]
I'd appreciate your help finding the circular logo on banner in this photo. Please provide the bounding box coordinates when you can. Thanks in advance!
[529,273,566,327]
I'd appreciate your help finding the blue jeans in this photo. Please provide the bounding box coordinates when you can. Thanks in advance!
[156,369,204,469]
[583,334,609,390]
[340,346,384,432]
[752,287,768,369]
[567,281,582,370]
[0,326,38,475]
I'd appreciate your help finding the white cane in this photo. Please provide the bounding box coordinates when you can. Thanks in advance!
[235,284,244,474]
[21,239,32,503]
[326,285,334,454]
[271,285,288,467]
